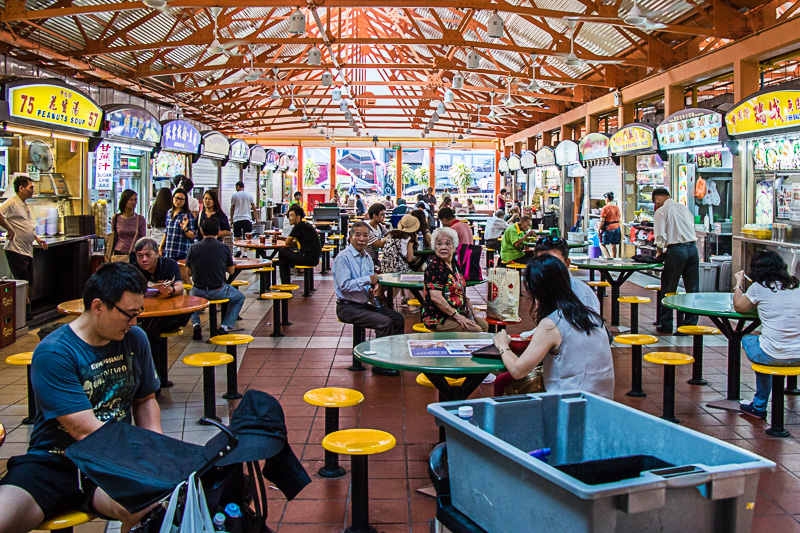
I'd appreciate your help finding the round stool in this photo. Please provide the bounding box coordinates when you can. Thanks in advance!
[207,298,230,337]
[182,352,234,425]
[260,292,293,337]
[328,234,345,255]
[587,281,611,320]
[644,352,694,423]
[412,323,431,333]
[416,373,465,388]
[209,334,254,400]
[407,298,421,307]
[750,364,800,437]
[183,283,193,290]
[486,318,520,334]
[614,334,659,398]
[644,284,663,325]
[617,296,651,334]
[254,267,277,293]
[271,284,299,326]
[322,429,396,533]
[304,387,365,478]
[676,325,720,386]
[321,246,335,273]
[5,352,35,424]
[506,262,526,270]
[157,329,183,388]
[37,511,95,531]
[231,280,250,289]
[295,264,317,297]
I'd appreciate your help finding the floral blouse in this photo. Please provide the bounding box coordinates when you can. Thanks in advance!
[422,256,467,327]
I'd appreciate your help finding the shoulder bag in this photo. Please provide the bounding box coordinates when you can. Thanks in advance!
[106,214,140,263]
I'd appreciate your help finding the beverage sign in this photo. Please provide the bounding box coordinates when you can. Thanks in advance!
[610,124,654,154]
[161,120,200,154]
[579,133,611,160]
[8,82,102,132]
[536,147,556,166]
[657,109,722,150]
[726,88,800,137]
[228,139,249,162]
[202,132,230,159]
[555,140,579,165]
[106,106,161,143]
[250,144,267,166]
[95,142,114,190]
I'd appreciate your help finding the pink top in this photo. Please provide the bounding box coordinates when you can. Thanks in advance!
[113,213,146,254]
[451,221,473,248]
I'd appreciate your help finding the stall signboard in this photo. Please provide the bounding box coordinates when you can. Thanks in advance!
[610,124,655,154]
[161,120,200,154]
[579,133,612,161]
[536,147,556,166]
[105,105,161,143]
[555,140,580,165]
[228,139,249,163]
[508,154,521,172]
[94,141,113,190]
[202,132,230,159]
[7,80,102,133]
[657,109,722,150]
[752,139,800,171]
[288,156,299,172]
[726,87,800,137]
[278,153,290,170]
[696,151,723,168]
[250,144,267,166]
[498,157,509,173]
[264,150,279,169]
[520,151,535,169]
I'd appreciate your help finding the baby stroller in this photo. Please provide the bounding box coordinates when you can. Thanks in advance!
[66,390,311,532]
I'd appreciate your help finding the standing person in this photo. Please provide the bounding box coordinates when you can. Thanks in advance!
[355,194,367,217]
[178,176,199,220]
[422,187,437,215]
[652,187,699,333]
[185,217,245,339]
[106,189,147,263]
[734,251,800,418]
[439,195,452,212]
[198,190,232,240]
[365,203,388,270]
[159,188,196,261]
[381,195,395,210]
[148,187,172,244]
[289,191,304,210]
[437,207,472,250]
[500,215,535,265]
[332,189,342,206]
[333,221,404,376]
[0,263,161,533]
[416,193,435,229]
[0,176,44,320]
[278,204,322,284]
[484,210,509,253]
[230,181,257,241]
[599,191,621,258]
[497,188,508,211]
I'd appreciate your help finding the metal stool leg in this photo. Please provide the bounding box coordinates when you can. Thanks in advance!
[486,249,494,268]
[208,303,219,336]
[687,335,707,385]
[349,326,366,371]
[259,270,268,294]
[766,375,790,438]
[626,345,647,397]
[22,366,37,424]
[662,365,680,423]
[346,455,376,533]
[653,290,663,325]
[303,269,312,297]
[786,375,800,395]
[199,366,220,425]
[281,297,292,326]
[157,335,174,388]
[630,303,639,334]
[597,287,606,321]
[271,299,284,338]
[318,407,346,478]
[310,268,316,292]
[222,346,242,400]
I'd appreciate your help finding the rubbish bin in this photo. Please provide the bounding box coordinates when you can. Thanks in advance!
[428,392,775,533]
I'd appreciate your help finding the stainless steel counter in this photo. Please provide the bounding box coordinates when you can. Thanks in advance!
[733,235,800,250]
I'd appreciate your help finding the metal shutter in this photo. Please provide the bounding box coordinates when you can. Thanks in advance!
[192,157,220,191]
[589,164,621,200]
[220,162,243,211]
[241,164,260,208]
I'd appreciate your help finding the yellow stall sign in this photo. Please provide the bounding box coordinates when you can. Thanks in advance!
[610,124,654,154]
[726,89,800,137]
[8,83,102,133]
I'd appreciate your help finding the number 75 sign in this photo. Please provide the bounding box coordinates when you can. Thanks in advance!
[7,83,103,133]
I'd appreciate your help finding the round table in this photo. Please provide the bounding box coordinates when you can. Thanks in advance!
[663,293,760,411]
[179,257,272,283]
[570,258,663,327]
[378,272,485,289]
[234,239,286,260]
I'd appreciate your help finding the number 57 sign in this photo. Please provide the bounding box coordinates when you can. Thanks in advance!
[7,82,103,133]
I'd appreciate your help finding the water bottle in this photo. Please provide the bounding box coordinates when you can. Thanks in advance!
[224,503,243,533]
[528,447,552,463]
[213,513,227,532]
[372,295,384,312]
[457,405,480,428]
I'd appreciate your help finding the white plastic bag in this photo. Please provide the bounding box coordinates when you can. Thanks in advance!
[159,472,214,533]
[486,267,520,323]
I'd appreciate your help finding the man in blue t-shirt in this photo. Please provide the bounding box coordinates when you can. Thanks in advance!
[0,262,161,533]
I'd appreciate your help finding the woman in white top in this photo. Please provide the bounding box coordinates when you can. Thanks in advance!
[381,214,419,306]
[734,250,800,419]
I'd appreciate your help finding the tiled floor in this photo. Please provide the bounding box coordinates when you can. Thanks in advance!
[2,266,800,532]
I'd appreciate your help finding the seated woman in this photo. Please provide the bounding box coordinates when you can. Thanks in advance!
[493,254,614,398]
[409,209,432,250]
[381,214,419,307]
[734,250,800,419]
[422,227,488,332]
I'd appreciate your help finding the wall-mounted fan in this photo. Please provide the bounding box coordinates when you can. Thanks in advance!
[28,140,54,174]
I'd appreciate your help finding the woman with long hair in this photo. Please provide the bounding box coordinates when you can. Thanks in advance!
[197,189,232,240]
[148,187,172,243]
[409,209,432,249]
[493,254,614,398]
[108,188,146,262]
[159,187,196,260]
[734,250,800,418]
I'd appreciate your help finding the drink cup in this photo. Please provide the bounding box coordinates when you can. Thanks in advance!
[538,224,544,231]
[259,235,266,244]
[245,232,253,241]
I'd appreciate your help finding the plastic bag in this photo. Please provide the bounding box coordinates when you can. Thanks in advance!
[159,472,214,533]
[486,267,520,323]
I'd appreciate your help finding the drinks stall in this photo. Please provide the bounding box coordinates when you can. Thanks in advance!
[555,140,583,236]
[578,133,618,237]
[534,146,559,229]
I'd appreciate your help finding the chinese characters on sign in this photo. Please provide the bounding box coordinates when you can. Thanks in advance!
[95,142,114,190]
[107,108,161,143]
[8,83,102,133]
[610,125,654,154]
[161,120,201,154]
[725,90,800,136]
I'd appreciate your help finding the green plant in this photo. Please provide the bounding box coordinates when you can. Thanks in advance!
[449,161,474,194]
[414,166,429,188]
[304,158,320,187]
[387,159,415,185]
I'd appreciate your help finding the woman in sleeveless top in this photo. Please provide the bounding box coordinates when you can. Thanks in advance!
[493,254,614,398]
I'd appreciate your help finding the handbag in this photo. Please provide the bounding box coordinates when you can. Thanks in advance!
[486,267,520,323]
[159,472,214,533]
[455,243,483,282]
[106,214,140,263]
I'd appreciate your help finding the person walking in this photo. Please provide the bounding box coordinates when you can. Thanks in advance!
[148,187,172,244]
[598,191,621,258]
[230,181,257,241]
[652,187,699,333]
[107,189,147,263]
[160,188,197,261]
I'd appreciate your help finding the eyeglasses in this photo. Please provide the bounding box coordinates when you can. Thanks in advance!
[174,196,186,202]
[114,304,144,321]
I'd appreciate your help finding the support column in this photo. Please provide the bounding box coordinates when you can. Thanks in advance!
[297,146,304,197]
[330,146,337,192]
[526,136,536,151]
[665,84,685,116]
[560,124,572,141]
[618,102,634,127]
[495,148,502,198]
[395,148,402,200]
[429,147,436,191]
[541,131,552,147]
[585,114,599,134]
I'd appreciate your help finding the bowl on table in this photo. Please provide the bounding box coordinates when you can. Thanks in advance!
[509,335,531,355]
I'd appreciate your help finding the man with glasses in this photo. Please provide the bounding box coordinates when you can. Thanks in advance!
[0,176,47,321]
[0,262,162,533]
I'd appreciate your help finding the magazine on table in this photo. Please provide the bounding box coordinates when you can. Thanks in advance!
[400,274,424,283]
[408,339,493,358]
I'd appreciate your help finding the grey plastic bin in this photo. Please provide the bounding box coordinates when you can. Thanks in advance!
[698,262,720,292]
[428,392,775,533]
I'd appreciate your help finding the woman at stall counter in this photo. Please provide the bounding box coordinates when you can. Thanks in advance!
[148,187,172,243]
[421,227,488,332]
[493,254,614,398]
[160,187,196,260]
[734,250,800,419]
[109,189,147,262]
[197,190,232,240]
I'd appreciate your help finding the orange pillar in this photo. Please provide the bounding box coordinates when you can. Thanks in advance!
[395,148,402,200]
[297,146,304,198]
[429,147,436,192]
[330,146,337,191]
[541,131,552,147]
[495,148,502,197]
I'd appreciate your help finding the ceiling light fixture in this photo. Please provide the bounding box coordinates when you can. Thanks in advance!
[332,88,342,101]
[437,102,446,114]
[321,71,333,86]
[308,45,321,65]
[289,7,306,34]
[487,11,504,39]
[452,73,464,90]
[339,100,348,112]
[288,85,297,111]
[466,49,481,69]
[444,89,455,104]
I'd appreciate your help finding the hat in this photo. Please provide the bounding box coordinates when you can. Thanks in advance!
[397,214,420,233]
[214,389,288,465]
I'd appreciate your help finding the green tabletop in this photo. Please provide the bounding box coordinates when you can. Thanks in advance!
[378,272,485,289]
[525,241,588,250]
[354,332,504,374]
[662,293,759,320]
[570,258,663,270]
[459,215,490,222]
[414,249,435,256]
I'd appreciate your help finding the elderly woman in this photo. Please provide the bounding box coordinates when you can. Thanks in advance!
[734,250,800,419]
[422,227,488,332]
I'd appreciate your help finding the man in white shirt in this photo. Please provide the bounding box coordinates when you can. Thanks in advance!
[652,188,699,333]
[230,181,257,240]
[484,210,509,252]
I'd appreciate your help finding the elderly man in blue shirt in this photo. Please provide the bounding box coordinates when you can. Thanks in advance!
[333,221,405,376]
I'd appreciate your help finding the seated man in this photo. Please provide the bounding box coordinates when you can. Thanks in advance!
[500,215,535,265]
[0,263,161,533]
[437,207,472,248]
[484,209,509,253]
[333,221,404,376]
[185,217,245,339]
[278,204,322,284]
[533,236,600,313]
[132,237,189,385]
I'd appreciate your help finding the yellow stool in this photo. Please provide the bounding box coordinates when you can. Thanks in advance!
[507,262,526,270]
[407,298,421,307]
[751,364,800,437]
[271,284,299,291]
[413,323,431,333]
[231,280,250,288]
[321,245,336,274]
[207,298,231,337]
[677,325,720,386]
[295,264,318,297]
[644,284,663,325]
[644,351,694,423]
[5,352,35,423]
[485,247,497,267]
[254,266,277,293]
[304,387,365,477]
[416,373,466,388]
[587,281,611,320]
[0,421,5,446]
[36,511,95,532]
[328,234,345,256]
[473,304,487,314]
[184,283,193,290]
[322,429,396,533]
[271,284,299,326]
[260,292,293,337]
[617,295,651,334]
[209,334,254,400]
[182,352,234,424]
[156,329,183,388]
[568,265,578,271]
[614,334,659,398]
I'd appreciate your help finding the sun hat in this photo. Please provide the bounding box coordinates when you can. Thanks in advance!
[398,214,421,233]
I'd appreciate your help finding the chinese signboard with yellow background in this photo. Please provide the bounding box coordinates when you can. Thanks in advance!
[7,81,102,133]
[610,124,655,154]
[725,88,800,137]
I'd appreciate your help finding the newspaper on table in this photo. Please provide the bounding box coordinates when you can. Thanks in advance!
[408,339,493,358]
[400,274,424,283]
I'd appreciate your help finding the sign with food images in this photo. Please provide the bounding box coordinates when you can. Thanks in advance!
[657,109,722,150]
[536,147,556,166]
[726,88,800,137]
[579,133,612,160]
[752,139,800,171]
[610,124,655,154]
[106,105,161,143]
[8,81,102,133]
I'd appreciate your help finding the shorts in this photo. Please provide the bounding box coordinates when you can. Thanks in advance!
[601,228,621,245]
[5,250,33,282]
[0,454,99,520]
[232,220,253,238]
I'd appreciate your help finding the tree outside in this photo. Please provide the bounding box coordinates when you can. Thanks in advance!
[304,158,320,187]
[449,160,474,194]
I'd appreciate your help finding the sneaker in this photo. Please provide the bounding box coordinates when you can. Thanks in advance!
[192,325,202,340]
[217,327,229,337]
[740,402,767,420]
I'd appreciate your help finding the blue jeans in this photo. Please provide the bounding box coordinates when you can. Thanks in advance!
[190,284,245,330]
[743,335,800,410]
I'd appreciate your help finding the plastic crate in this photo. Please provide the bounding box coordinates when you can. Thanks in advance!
[698,262,720,292]
[711,255,733,292]
[428,392,775,533]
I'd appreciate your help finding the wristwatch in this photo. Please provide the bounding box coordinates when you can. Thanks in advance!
[734,285,744,292]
